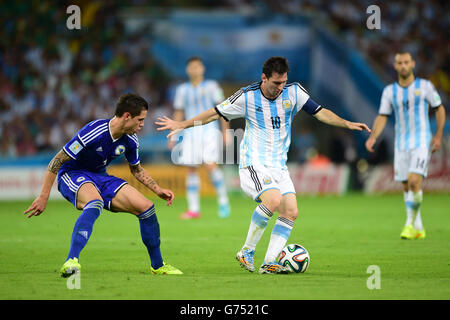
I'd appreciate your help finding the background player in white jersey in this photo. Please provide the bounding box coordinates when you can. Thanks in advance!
[24,93,182,276]
[157,57,370,274]
[170,57,230,219]
[365,52,446,240]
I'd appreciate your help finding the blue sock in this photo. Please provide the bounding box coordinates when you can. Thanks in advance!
[137,205,163,269]
[67,199,103,261]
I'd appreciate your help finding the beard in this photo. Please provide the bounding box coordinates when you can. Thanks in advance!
[399,69,413,79]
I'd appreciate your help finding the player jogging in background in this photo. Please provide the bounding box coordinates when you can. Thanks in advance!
[365,52,446,240]
[171,56,230,219]
[156,57,371,274]
[24,93,183,276]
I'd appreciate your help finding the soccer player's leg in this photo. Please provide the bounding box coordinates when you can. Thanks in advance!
[401,181,417,240]
[60,182,103,277]
[236,167,278,272]
[180,167,201,219]
[259,192,296,274]
[395,150,418,239]
[111,184,182,274]
[408,172,425,239]
[205,162,230,218]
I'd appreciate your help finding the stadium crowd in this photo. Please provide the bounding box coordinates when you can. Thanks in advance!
[1,0,448,158]
[227,0,449,99]
[0,1,170,157]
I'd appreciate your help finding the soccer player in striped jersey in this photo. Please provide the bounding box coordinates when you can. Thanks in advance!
[170,57,230,219]
[365,52,446,240]
[24,94,182,276]
[156,57,370,274]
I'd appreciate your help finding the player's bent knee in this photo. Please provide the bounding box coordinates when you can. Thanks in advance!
[262,196,282,213]
[280,207,298,221]
[133,199,155,216]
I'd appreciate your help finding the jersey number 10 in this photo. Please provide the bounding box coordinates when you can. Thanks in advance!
[271,116,281,129]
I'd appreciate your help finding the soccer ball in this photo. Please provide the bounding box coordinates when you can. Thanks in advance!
[278,244,310,273]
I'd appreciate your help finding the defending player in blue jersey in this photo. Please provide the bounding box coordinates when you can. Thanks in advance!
[156,57,371,274]
[365,52,446,240]
[24,93,183,276]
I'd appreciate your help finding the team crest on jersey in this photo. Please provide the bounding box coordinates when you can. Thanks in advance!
[414,89,421,96]
[263,176,272,185]
[220,100,230,108]
[282,99,292,110]
[68,140,83,155]
[115,145,126,155]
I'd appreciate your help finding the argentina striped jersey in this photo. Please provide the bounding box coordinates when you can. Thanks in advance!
[216,82,322,169]
[378,78,442,151]
[174,80,225,133]
[60,118,140,173]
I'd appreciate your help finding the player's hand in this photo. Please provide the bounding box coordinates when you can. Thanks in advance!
[365,136,376,153]
[24,195,48,218]
[430,135,442,153]
[155,116,183,139]
[156,188,175,206]
[345,121,371,132]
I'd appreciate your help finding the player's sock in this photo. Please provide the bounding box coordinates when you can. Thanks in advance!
[263,217,294,263]
[411,190,424,230]
[67,199,103,260]
[186,172,200,213]
[209,168,229,206]
[243,204,273,250]
[137,205,163,270]
[404,191,414,226]
[414,211,424,231]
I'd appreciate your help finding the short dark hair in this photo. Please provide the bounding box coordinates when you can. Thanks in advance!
[187,56,203,65]
[115,93,148,117]
[262,56,290,78]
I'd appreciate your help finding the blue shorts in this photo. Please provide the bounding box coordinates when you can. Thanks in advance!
[57,170,128,211]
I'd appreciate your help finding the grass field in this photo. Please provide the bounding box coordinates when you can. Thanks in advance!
[1,193,449,300]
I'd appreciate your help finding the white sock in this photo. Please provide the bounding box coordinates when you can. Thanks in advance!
[406,190,423,228]
[186,172,200,212]
[404,191,414,226]
[210,168,229,206]
[243,204,273,251]
[414,211,424,231]
[263,217,294,263]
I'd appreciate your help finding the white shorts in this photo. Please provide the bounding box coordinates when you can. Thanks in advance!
[172,129,222,166]
[394,147,431,181]
[239,165,296,202]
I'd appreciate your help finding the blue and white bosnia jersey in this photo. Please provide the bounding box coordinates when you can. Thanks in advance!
[379,78,442,151]
[60,118,140,173]
[174,80,224,133]
[216,82,322,169]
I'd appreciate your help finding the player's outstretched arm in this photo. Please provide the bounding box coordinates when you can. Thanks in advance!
[155,107,220,138]
[313,108,371,132]
[24,149,71,218]
[365,115,388,153]
[129,163,174,206]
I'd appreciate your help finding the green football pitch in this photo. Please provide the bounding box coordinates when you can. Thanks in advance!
[1,193,449,300]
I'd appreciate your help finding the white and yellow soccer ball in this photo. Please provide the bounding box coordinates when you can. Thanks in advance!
[278,244,310,273]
